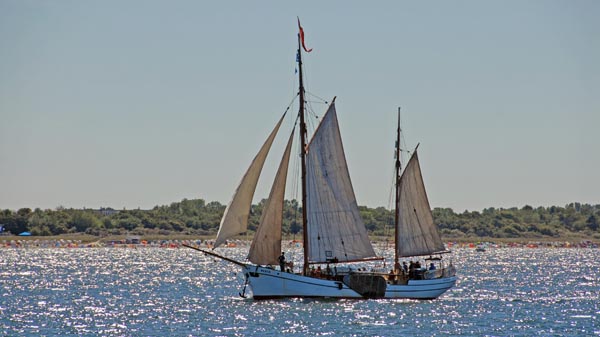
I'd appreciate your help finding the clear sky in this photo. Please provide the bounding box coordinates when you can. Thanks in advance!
[1,1,598,212]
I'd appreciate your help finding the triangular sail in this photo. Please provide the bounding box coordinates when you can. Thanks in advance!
[396,150,445,257]
[305,103,378,263]
[213,113,286,248]
[248,129,295,265]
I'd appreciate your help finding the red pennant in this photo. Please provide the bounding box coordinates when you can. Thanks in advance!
[297,18,312,53]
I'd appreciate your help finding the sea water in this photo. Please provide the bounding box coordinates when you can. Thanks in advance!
[1,247,598,336]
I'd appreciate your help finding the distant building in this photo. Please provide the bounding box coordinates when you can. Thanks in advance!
[96,208,120,216]
[126,235,141,244]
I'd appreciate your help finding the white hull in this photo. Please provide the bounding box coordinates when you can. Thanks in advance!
[242,265,456,300]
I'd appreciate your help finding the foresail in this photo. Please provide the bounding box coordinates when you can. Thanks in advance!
[214,113,286,248]
[396,150,446,257]
[305,103,378,263]
[248,129,295,265]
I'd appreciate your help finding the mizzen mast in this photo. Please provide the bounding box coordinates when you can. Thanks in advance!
[394,107,401,272]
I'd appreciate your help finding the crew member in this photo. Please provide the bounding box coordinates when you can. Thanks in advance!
[278,252,286,272]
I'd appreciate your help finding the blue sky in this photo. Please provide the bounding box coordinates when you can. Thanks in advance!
[1,1,598,211]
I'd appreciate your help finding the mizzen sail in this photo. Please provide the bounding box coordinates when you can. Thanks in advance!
[214,113,286,248]
[305,103,377,263]
[396,150,446,257]
[248,129,295,265]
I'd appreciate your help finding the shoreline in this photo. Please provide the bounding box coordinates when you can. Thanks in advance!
[1,234,598,249]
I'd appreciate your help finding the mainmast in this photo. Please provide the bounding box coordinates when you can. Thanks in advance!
[297,33,309,276]
[394,107,401,272]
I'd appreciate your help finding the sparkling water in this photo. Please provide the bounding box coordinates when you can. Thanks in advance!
[1,247,598,336]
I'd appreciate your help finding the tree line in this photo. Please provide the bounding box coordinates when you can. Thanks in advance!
[1,199,598,240]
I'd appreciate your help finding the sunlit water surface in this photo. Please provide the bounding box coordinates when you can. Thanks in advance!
[1,247,598,336]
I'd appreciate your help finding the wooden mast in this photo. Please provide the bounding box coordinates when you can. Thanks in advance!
[297,33,309,276]
[394,107,401,272]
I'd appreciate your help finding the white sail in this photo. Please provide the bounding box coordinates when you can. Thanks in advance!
[396,150,446,257]
[213,113,286,248]
[247,129,295,265]
[305,103,378,263]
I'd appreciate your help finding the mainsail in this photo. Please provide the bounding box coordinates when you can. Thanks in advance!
[247,129,295,265]
[305,103,378,263]
[213,113,286,248]
[396,150,446,257]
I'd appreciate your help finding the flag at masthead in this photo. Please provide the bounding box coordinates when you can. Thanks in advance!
[297,18,312,53]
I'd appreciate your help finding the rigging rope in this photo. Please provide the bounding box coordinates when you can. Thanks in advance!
[305,91,330,105]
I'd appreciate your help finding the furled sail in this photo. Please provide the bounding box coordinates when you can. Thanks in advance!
[396,150,446,257]
[305,103,378,263]
[213,113,286,248]
[247,129,295,265]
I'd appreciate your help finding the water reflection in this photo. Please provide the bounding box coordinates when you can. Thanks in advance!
[0,247,598,336]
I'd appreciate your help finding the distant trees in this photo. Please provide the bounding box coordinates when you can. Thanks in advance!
[587,215,599,231]
[0,199,598,240]
[70,212,102,233]
[436,203,600,239]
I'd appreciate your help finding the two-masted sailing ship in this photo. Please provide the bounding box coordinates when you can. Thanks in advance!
[184,21,456,299]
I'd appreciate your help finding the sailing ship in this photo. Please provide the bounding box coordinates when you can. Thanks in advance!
[184,21,456,299]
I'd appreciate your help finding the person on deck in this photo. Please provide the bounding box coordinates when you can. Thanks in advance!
[278,252,286,272]
[388,269,396,284]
